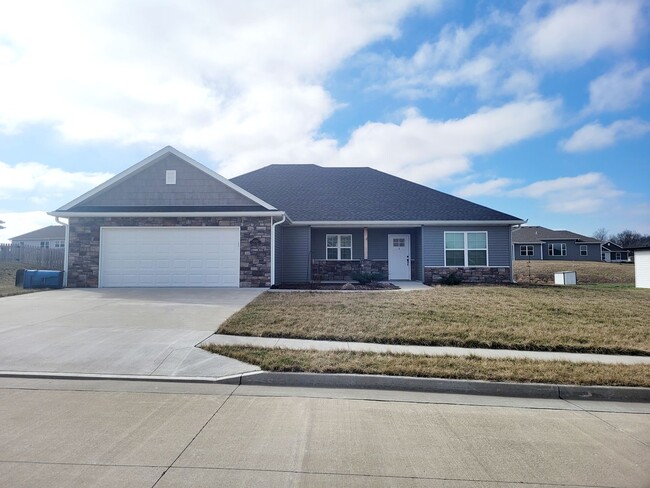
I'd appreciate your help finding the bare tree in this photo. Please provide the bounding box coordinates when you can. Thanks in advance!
[611,230,650,248]
[0,219,4,230]
[592,227,609,242]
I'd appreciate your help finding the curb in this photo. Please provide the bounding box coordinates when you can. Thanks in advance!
[2,370,648,402]
[221,372,650,402]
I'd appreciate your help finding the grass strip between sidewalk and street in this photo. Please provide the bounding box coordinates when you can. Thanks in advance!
[204,345,650,388]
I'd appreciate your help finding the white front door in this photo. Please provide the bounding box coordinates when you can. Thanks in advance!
[388,234,411,280]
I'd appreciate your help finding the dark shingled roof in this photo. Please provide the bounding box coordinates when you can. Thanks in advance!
[512,226,601,244]
[231,164,522,222]
[602,241,625,252]
[10,225,65,241]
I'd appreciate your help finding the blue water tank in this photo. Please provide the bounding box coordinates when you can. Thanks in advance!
[22,270,64,289]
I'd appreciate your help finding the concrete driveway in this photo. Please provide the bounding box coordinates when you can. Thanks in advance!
[0,288,265,378]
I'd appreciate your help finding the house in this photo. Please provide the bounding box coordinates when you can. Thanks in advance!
[9,225,66,249]
[601,241,630,263]
[49,146,524,288]
[512,226,602,261]
[631,246,650,288]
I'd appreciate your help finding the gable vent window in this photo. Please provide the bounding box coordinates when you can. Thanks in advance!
[166,170,177,185]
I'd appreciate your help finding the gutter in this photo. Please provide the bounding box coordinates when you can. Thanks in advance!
[270,213,287,285]
[54,217,69,287]
[510,219,527,283]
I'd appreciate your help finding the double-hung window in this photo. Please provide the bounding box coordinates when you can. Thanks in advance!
[520,245,534,256]
[548,243,566,256]
[326,234,352,260]
[580,245,588,256]
[444,232,487,266]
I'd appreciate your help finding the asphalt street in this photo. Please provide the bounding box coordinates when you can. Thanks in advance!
[0,377,648,487]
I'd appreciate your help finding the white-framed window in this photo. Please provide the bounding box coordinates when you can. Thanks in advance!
[326,234,352,260]
[615,252,622,260]
[54,240,65,248]
[520,245,534,256]
[548,243,566,256]
[40,241,50,249]
[444,231,488,266]
[580,245,588,256]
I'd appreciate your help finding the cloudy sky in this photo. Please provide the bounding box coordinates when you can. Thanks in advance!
[1,0,649,242]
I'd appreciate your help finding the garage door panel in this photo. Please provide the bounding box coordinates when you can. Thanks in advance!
[100,227,240,288]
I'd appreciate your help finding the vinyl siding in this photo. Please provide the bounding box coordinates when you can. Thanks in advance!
[423,226,511,267]
[274,224,283,284]
[543,241,601,261]
[280,226,311,283]
[82,153,257,207]
[635,250,650,288]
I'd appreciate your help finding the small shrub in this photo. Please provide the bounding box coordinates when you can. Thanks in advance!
[439,272,462,286]
[352,272,384,285]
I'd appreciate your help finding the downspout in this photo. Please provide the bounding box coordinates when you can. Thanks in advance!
[55,216,69,287]
[270,213,286,286]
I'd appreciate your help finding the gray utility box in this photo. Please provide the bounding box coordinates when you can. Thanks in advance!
[554,271,577,285]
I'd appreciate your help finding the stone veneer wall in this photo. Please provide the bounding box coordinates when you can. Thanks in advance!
[67,216,271,288]
[424,266,511,284]
[312,259,388,282]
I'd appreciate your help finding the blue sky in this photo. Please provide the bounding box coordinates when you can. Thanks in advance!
[1,0,649,242]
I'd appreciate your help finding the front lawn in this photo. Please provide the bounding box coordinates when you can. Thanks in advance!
[513,260,634,285]
[206,345,650,387]
[218,285,650,355]
[0,262,38,297]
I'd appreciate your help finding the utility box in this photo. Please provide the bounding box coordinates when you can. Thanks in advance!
[554,271,577,285]
[22,270,64,289]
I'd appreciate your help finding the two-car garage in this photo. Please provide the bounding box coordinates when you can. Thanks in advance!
[99,227,240,287]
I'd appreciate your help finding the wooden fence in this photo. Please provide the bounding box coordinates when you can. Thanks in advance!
[0,244,64,270]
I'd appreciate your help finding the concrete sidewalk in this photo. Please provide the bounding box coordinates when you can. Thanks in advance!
[206,334,650,365]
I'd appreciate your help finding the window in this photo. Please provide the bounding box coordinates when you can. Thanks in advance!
[548,243,566,256]
[393,237,406,247]
[615,252,622,261]
[520,245,534,256]
[326,234,352,260]
[165,170,176,185]
[445,231,487,267]
[580,245,588,256]
[54,240,65,248]
[40,241,50,249]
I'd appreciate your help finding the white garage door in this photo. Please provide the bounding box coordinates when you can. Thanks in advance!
[99,227,240,287]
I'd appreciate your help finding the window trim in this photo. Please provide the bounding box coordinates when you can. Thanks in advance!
[444,231,489,267]
[520,245,534,256]
[580,245,588,256]
[548,243,567,256]
[326,234,353,261]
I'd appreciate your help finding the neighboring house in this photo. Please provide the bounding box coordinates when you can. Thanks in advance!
[9,225,66,249]
[49,146,524,288]
[631,246,650,288]
[512,226,602,261]
[601,241,630,263]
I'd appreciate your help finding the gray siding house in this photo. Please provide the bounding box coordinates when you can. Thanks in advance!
[512,226,602,261]
[10,225,66,249]
[601,241,630,262]
[50,147,524,288]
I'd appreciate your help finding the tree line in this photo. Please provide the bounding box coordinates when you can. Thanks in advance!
[593,228,650,248]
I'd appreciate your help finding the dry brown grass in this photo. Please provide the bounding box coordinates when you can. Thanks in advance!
[205,345,650,387]
[0,262,39,298]
[219,285,650,355]
[514,260,634,285]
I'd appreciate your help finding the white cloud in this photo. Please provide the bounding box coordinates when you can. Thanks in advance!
[0,211,58,243]
[456,178,516,198]
[587,63,650,113]
[510,172,623,214]
[0,161,112,200]
[560,119,650,152]
[521,0,645,66]
[334,98,561,183]
[0,0,436,176]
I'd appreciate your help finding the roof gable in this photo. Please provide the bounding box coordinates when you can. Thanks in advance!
[231,164,522,223]
[57,146,275,212]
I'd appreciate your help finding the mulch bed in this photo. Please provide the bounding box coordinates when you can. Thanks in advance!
[270,282,400,291]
